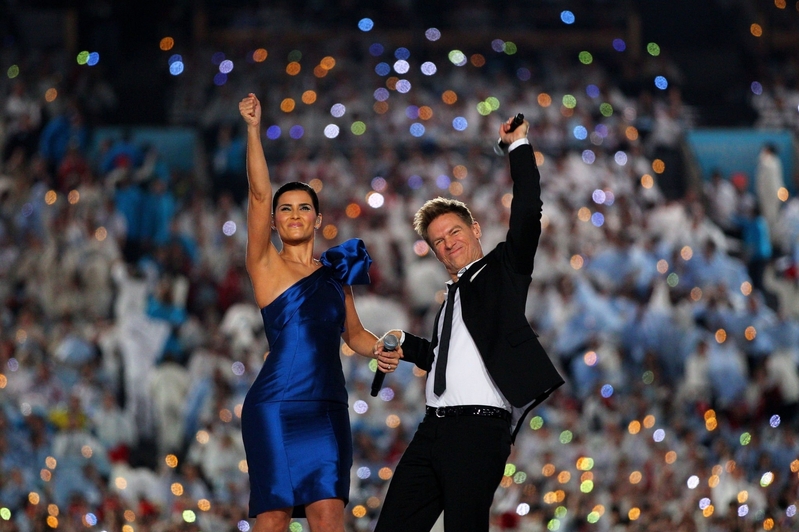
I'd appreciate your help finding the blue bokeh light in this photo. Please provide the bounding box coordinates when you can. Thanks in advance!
[409,123,425,137]
[369,43,384,56]
[374,88,389,101]
[266,125,281,140]
[358,18,374,32]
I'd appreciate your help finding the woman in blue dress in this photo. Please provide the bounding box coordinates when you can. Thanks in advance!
[238,93,400,531]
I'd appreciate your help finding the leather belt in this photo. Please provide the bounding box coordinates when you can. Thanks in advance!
[425,405,511,422]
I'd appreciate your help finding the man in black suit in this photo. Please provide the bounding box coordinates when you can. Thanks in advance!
[373,116,564,531]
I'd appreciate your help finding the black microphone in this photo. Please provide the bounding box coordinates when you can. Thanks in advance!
[493,113,525,156]
[370,333,399,397]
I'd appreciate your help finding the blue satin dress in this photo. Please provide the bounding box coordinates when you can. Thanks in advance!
[242,239,372,518]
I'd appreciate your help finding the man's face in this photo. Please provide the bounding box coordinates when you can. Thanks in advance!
[427,212,483,278]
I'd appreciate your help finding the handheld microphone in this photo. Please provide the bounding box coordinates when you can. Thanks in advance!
[370,333,399,397]
[493,113,525,156]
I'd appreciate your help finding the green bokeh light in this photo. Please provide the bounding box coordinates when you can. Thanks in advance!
[578,51,593,64]
[351,121,366,135]
[77,51,90,65]
[7,65,19,79]
[448,50,466,64]
[562,95,577,109]
[647,42,661,56]
[530,416,544,430]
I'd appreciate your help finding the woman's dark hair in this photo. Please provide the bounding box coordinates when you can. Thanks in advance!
[272,182,320,214]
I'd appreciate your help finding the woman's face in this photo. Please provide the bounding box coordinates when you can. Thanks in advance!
[272,190,321,243]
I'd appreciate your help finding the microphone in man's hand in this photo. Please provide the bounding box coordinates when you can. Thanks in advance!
[493,113,525,156]
[370,334,399,397]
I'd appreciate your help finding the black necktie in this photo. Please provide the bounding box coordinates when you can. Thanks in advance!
[434,280,459,396]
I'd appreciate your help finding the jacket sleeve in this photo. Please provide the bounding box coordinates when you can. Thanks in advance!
[504,143,543,276]
[399,332,433,372]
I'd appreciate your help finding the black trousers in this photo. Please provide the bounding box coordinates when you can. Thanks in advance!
[375,413,512,532]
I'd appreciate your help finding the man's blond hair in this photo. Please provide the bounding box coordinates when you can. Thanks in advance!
[413,197,475,244]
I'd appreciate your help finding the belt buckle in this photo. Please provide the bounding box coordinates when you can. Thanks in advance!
[435,407,445,418]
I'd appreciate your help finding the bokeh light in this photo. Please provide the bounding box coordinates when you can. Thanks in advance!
[425,28,441,41]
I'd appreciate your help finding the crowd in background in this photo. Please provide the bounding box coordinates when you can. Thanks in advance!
[3,11,799,532]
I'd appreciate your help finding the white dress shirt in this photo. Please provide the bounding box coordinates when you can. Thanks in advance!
[425,262,510,411]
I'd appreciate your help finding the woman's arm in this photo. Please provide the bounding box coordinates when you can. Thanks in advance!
[341,287,401,372]
[239,93,274,273]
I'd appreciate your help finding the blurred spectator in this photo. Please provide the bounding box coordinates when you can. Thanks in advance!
[755,143,786,244]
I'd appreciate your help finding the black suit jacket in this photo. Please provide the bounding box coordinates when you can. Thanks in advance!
[401,143,565,441]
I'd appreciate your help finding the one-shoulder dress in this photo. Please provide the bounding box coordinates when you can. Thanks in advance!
[241,239,371,518]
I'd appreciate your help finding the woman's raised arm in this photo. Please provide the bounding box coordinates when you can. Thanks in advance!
[239,93,274,271]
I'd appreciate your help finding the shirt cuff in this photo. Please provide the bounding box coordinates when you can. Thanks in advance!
[398,331,405,345]
[508,138,530,152]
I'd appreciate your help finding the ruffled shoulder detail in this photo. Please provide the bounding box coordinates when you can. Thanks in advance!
[320,238,372,286]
